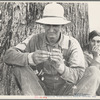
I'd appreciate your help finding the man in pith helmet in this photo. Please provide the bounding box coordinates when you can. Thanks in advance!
[4,2,100,96]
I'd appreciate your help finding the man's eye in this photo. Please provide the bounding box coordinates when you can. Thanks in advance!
[97,41,100,43]
[91,40,100,43]
[91,40,95,42]
[53,25,60,28]
[53,25,58,27]
[46,25,50,27]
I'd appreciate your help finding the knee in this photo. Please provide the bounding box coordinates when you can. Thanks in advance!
[88,66,98,73]
[86,66,100,80]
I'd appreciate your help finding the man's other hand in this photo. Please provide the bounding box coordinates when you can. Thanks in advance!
[50,49,65,74]
[28,50,50,66]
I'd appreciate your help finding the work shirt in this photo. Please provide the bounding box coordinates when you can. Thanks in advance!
[83,44,100,96]
[4,33,85,84]
[83,44,100,68]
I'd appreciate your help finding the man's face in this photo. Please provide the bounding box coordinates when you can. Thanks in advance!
[43,24,62,44]
[90,36,100,48]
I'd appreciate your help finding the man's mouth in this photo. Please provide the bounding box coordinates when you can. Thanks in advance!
[49,37,55,40]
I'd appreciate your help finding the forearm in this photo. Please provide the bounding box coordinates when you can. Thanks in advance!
[61,37,86,83]
[60,65,85,84]
[90,58,100,69]
[3,47,29,67]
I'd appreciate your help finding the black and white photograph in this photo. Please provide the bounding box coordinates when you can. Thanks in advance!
[0,0,100,99]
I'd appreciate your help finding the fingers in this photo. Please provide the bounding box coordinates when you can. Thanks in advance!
[92,46,100,58]
[50,49,64,64]
[51,52,63,58]
[39,50,50,55]
[32,50,50,65]
[36,50,50,58]
[92,46,100,53]
[37,54,49,58]
[92,46,100,50]
[32,49,64,65]
[52,48,61,53]
[52,49,63,59]
[37,50,63,59]
[50,55,61,62]
[35,51,49,62]
[37,57,48,62]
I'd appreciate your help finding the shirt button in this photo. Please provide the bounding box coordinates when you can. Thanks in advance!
[54,76,59,80]
[41,77,44,81]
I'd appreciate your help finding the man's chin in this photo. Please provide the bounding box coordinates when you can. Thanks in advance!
[50,38,57,42]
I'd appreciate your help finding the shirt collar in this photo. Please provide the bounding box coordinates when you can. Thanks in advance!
[59,33,69,49]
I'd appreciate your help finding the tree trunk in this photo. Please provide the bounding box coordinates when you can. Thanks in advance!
[0,2,89,95]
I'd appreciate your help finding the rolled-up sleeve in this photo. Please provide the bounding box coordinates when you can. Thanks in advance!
[3,47,29,67]
[61,38,86,84]
[3,34,37,67]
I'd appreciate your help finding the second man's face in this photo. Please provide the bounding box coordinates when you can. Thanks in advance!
[90,36,100,47]
[43,24,62,44]
[90,36,100,56]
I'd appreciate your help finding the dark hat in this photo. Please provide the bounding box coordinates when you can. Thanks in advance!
[89,30,100,41]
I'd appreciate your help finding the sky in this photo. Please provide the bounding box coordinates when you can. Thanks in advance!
[88,2,100,32]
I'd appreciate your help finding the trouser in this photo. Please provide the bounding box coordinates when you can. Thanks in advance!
[96,84,100,96]
[39,74,74,95]
[13,65,100,96]
[13,65,45,95]
[74,66,100,96]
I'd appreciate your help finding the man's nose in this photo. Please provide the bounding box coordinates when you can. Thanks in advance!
[49,25,54,32]
[94,42,98,46]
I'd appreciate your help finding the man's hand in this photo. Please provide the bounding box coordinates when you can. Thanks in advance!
[50,49,65,74]
[92,46,100,58]
[91,60,100,70]
[29,50,50,65]
[91,46,100,69]
[92,46,100,63]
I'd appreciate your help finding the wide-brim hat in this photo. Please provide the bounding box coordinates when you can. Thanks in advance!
[36,2,70,25]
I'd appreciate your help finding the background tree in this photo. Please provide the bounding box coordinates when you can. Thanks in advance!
[0,2,89,95]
